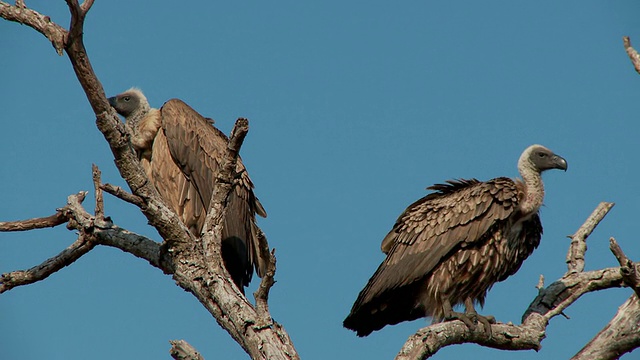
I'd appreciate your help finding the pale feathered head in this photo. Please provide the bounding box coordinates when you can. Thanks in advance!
[519,144,568,173]
[108,87,149,118]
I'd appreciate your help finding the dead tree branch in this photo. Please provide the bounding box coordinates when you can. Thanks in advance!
[0,232,95,293]
[609,238,640,299]
[623,36,640,75]
[0,211,67,231]
[0,2,66,54]
[254,247,277,325]
[572,295,640,360]
[566,201,614,274]
[169,340,205,360]
[0,193,95,293]
[92,164,104,220]
[0,189,170,293]
[101,183,145,207]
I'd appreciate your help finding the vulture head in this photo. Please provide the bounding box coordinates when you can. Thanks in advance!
[519,144,567,174]
[108,88,149,119]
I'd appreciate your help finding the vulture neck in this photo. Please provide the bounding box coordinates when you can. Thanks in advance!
[517,157,544,215]
[126,102,151,127]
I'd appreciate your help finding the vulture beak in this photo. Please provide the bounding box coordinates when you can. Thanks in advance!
[553,155,568,171]
[108,96,117,108]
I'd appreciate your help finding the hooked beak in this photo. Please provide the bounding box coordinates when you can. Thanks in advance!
[553,155,568,171]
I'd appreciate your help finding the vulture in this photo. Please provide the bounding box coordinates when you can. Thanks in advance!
[343,145,567,337]
[108,88,267,293]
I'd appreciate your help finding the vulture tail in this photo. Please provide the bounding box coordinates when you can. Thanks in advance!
[343,281,426,337]
[221,191,254,294]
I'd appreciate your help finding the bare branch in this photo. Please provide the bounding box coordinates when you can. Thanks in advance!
[398,266,626,359]
[565,202,614,274]
[0,232,95,294]
[396,321,543,360]
[62,191,168,272]
[0,1,66,54]
[536,275,545,290]
[101,183,145,207]
[92,164,104,220]
[80,0,94,14]
[525,267,624,323]
[0,192,95,293]
[0,211,67,231]
[572,295,640,360]
[609,237,640,298]
[0,188,170,295]
[623,36,640,75]
[254,247,277,326]
[169,340,205,360]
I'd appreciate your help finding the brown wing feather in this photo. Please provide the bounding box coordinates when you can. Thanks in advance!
[149,130,204,234]
[345,177,521,334]
[159,99,267,288]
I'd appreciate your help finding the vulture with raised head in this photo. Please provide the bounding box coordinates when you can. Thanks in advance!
[343,145,567,336]
[108,88,267,293]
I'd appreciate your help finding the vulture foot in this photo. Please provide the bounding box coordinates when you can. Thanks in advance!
[443,299,495,337]
[463,298,495,337]
[443,310,478,331]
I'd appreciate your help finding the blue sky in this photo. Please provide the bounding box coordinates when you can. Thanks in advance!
[2,1,640,359]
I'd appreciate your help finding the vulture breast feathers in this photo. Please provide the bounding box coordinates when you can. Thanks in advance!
[344,145,567,337]
[108,89,267,292]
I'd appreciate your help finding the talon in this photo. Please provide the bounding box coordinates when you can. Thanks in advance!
[475,314,493,337]
[444,311,477,330]
[463,298,494,337]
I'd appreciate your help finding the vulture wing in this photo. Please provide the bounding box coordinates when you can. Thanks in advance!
[149,130,204,234]
[159,99,268,288]
[346,177,523,329]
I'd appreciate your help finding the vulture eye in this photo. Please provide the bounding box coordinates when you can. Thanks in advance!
[123,96,131,102]
[537,152,547,158]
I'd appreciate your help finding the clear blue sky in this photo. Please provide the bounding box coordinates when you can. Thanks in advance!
[2,1,640,359]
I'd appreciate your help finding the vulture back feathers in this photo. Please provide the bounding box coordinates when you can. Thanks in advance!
[344,145,567,336]
[108,88,267,292]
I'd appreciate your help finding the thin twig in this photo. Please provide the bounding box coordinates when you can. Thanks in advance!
[101,183,145,207]
[566,202,614,274]
[0,211,67,231]
[0,231,95,293]
[92,164,104,220]
[536,274,545,291]
[623,36,640,75]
